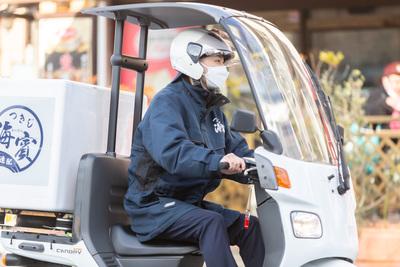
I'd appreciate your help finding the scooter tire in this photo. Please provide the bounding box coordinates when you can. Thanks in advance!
[24,264,69,267]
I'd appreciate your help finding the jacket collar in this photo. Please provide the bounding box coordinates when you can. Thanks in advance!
[173,73,230,109]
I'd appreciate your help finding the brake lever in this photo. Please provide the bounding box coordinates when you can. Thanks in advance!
[244,167,257,176]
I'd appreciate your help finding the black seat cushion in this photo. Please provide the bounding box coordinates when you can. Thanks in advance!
[111,225,199,256]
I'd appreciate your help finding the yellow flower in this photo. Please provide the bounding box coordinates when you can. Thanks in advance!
[319,51,329,63]
[319,50,345,67]
[336,51,344,62]
[352,69,361,76]
[326,51,335,65]
[332,52,344,66]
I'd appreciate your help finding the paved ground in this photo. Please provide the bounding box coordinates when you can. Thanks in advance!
[232,246,245,267]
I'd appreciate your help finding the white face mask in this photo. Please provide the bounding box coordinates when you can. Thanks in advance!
[204,65,229,92]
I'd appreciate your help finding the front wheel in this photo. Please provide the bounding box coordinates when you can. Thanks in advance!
[9,262,69,267]
[302,258,356,267]
[26,264,70,267]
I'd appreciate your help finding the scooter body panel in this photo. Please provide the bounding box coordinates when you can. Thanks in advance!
[255,147,358,267]
[0,235,204,267]
[116,255,203,267]
[0,238,97,266]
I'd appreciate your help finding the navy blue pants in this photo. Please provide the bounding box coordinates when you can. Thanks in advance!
[157,208,265,267]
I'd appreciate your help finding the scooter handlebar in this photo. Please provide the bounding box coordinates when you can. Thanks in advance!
[219,158,255,171]
[219,162,230,171]
[218,158,258,184]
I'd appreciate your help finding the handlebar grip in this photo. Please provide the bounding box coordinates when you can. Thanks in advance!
[219,162,230,170]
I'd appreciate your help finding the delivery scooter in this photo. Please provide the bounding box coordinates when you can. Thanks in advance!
[0,2,358,266]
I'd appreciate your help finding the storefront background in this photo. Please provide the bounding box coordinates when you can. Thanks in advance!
[0,1,399,93]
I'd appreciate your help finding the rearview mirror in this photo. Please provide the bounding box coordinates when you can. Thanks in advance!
[261,130,283,154]
[230,109,257,133]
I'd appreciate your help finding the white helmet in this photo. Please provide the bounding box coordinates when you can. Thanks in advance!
[170,28,234,80]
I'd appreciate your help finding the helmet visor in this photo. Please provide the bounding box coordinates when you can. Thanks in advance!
[202,49,234,62]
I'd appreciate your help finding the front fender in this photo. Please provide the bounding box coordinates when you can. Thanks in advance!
[302,258,356,267]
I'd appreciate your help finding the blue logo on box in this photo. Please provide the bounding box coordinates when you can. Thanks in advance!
[0,105,43,173]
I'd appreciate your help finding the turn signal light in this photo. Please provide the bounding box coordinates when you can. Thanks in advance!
[274,167,291,188]
[1,254,6,266]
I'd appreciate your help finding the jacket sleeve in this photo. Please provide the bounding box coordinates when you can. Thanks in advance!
[223,114,254,184]
[141,96,223,178]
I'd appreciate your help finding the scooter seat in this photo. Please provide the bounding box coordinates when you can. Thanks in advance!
[111,225,200,256]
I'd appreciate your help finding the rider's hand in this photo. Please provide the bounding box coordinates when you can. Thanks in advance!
[219,153,246,175]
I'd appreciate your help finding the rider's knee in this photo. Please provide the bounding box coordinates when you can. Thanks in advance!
[203,212,225,230]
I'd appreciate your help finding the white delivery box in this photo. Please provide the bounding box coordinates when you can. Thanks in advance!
[0,79,137,212]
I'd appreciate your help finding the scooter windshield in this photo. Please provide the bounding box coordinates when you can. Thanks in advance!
[224,17,337,164]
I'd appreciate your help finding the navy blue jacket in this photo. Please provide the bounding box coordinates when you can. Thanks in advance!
[124,75,253,242]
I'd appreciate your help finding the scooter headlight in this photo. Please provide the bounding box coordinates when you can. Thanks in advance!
[290,211,322,238]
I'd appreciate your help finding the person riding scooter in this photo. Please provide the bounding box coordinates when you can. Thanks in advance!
[124,28,265,267]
